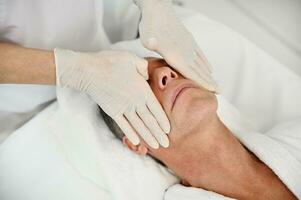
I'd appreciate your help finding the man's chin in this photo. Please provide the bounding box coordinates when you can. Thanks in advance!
[171,90,217,133]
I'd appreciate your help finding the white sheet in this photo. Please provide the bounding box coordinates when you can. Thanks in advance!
[1,7,301,200]
[164,184,234,200]
[0,103,112,200]
[0,90,179,200]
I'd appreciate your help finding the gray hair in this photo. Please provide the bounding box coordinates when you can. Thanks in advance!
[100,107,166,166]
[99,107,125,140]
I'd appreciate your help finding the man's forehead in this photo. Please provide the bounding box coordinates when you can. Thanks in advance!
[147,58,168,72]
[147,57,177,75]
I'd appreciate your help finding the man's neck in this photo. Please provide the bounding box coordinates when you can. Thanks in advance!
[150,111,295,199]
[154,114,296,199]
[156,114,261,198]
[160,115,238,183]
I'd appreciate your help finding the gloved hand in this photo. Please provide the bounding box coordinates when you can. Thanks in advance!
[54,49,170,149]
[133,0,218,92]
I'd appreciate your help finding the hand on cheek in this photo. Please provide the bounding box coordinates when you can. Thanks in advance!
[123,137,148,155]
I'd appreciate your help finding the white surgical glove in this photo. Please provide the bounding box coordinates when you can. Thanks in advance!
[54,49,170,148]
[134,0,218,92]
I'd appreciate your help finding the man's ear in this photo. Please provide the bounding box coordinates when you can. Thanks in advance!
[122,137,148,155]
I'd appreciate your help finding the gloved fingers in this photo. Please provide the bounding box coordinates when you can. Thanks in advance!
[188,61,205,78]
[115,116,140,145]
[145,37,159,51]
[184,62,209,86]
[125,111,159,149]
[139,24,159,51]
[192,59,213,80]
[146,94,171,134]
[194,53,212,75]
[135,58,149,80]
[137,106,169,148]
[191,63,218,92]
[196,48,212,73]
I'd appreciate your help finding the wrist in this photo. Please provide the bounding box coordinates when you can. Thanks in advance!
[54,48,84,89]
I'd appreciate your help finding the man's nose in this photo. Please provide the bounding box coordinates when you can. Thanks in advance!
[158,67,178,89]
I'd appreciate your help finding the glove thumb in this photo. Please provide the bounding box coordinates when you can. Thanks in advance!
[136,58,149,80]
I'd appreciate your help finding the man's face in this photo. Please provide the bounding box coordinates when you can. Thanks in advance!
[123,58,218,156]
[147,58,217,142]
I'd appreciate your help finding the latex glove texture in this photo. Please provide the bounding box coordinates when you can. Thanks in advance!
[134,0,218,92]
[54,49,170,148]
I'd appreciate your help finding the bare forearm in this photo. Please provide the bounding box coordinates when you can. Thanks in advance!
[0,42,56,85]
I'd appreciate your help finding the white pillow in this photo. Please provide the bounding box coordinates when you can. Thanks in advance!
[52,88,179,200]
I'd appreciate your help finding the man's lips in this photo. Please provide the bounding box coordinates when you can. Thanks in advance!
[171,83,196,110]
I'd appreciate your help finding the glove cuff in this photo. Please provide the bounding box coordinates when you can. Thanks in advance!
[54,48,64,87]
[54,48,81,89]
